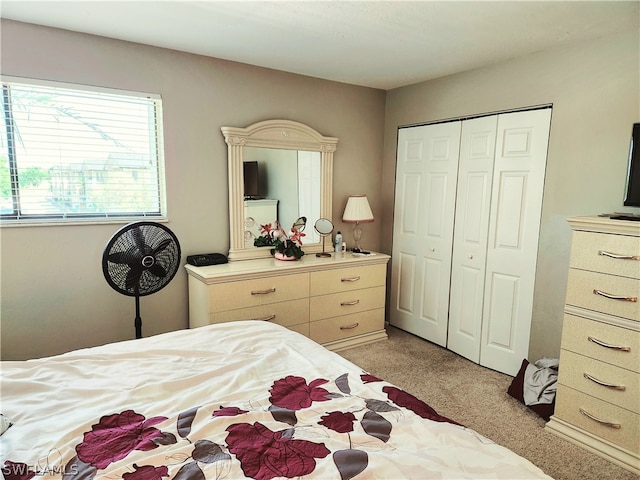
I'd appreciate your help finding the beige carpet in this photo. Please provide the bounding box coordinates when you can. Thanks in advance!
[338,326,638,480]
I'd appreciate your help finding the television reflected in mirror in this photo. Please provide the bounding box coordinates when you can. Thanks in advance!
[623,122,640,207]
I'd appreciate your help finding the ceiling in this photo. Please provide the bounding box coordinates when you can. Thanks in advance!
[1,1,638,90]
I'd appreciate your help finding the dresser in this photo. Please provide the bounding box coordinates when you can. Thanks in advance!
[185,252,390,351]
[546,216,640,474]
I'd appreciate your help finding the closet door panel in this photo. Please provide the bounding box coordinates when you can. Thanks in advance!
[480,109,552,376]
[391,122,461,346]
[448,116,497,362]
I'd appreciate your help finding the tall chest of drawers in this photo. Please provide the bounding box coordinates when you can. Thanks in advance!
[185,252,390,351]
[546,216,640,474]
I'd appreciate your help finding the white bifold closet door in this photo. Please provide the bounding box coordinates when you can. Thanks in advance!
[391,108,551,376]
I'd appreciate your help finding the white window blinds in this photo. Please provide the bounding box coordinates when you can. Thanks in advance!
[0,78,166,223]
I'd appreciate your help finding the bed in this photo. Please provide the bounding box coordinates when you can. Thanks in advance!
[1,321,552,479]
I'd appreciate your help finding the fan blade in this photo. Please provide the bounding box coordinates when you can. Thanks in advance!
[152,238,172,255]
[108,247,142,266]
[131,226,151,254]
[125,265,144,292]
[148,263,167,278]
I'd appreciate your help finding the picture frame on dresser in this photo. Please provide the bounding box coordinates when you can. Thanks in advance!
[546,216,640,475]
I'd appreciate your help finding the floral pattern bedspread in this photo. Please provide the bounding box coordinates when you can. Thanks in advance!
[1,321,552,479]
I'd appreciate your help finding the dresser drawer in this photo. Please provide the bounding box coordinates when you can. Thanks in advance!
[570,231,640,279]
[554,385,640,454]
[209,298,310,328]
[310,286,386,321]
[561,314,640,371]
[558,350,640,413]
[310,264,386,296]
[566,269,640,321]
[208,273,309,312]
[310,309,384,344]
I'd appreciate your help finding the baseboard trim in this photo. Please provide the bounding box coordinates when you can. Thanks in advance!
[546,416,639,475]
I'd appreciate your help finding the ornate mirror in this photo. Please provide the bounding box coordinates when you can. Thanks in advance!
[222,120,338,261]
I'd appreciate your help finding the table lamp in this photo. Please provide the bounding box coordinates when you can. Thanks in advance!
[342,194,374,252]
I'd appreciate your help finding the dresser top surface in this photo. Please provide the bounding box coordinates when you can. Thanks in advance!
[186,251,390,283]
[568,216,640,236]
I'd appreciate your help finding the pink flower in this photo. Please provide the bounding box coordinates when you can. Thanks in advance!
[76,410,167,469]
[319,411,356,433]
[226,422,329,480]
[269,376,330,411]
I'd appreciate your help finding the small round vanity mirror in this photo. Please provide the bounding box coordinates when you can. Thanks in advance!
[314,218,334,258]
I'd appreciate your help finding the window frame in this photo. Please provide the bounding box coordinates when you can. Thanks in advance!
[0,76,168,227]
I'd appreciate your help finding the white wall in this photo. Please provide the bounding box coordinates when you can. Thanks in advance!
[0,20,386,360]
[381,28,640,361]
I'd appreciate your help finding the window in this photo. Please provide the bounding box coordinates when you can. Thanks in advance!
[0,77,166,224]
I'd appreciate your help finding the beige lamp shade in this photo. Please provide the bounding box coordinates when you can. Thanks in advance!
[342,195,374,223]
[342,195,373,252]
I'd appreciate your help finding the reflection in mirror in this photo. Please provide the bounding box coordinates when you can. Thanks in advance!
[243,148,321,246]
[314,218,334,258]
[222,119,338,262]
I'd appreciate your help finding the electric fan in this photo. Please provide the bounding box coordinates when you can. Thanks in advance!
[102,221,181,339]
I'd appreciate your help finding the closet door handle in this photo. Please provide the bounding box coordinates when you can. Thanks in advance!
[341,276,361,283]
[340,299,360,306]
[587,336,631,352]
[598,250,640,261]
[579,408,621,429]
[593,289,637,302]
[583,373,626,391]
[251,288,276,295]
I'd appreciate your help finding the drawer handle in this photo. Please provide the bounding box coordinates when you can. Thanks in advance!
[255,315,276,322]
[583,372,626,391]
[340,322,359,330]
[341,276,361,283]
[251,288,276,295]
[598,250,640,261]
[588,336,631,352]
[340,299,360,306]
[579,408,621,429]
[593,289,637,303]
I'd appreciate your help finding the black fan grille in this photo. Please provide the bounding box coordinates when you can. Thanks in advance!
[102,222,181,297]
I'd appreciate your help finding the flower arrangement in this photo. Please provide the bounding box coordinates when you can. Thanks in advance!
[254,220,306,259]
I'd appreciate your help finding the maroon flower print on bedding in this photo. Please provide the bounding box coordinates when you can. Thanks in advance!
[75,409,168,469]
[122,464,169,480]
[225,422,330,480]
[383,386,462,426]
[1,461,36,480]
[319,411,356,434]
[268,375,331,410]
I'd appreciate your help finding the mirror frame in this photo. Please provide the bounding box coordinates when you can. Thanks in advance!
[221,119,338,261]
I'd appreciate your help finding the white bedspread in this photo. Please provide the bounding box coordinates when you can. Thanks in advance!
[1,321,552,479]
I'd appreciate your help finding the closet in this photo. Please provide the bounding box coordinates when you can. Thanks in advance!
[390,108,552,376]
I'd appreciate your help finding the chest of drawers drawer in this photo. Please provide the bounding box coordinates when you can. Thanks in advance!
[570,231,640,278]
[210,298,310,328]
[554,385,640,454]
[561,314,640,371]
[207,273,309,312]
[310,264,386,296]
[310,309,385,344]
[558,350,640,413]
[310,286,385,321]
[565,269,640,321]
